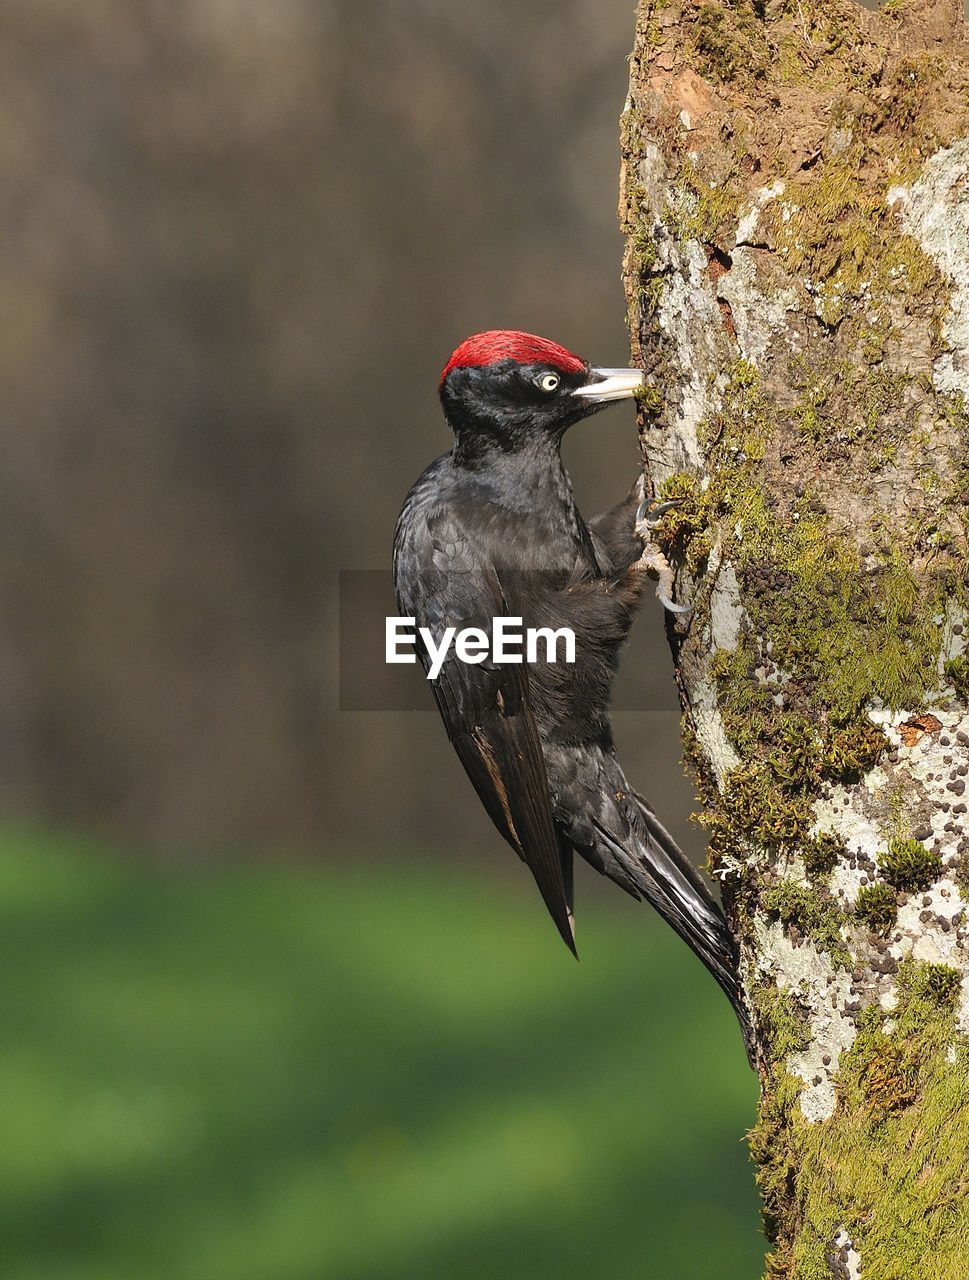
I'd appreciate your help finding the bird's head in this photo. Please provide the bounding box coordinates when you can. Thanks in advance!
[439,330,643,453]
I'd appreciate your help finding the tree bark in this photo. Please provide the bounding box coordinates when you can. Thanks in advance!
[620,1,969,1275]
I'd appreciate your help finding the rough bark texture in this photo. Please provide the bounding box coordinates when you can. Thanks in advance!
[620,1,969,1275]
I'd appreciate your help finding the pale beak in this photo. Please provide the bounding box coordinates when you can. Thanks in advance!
[571,366,644,403]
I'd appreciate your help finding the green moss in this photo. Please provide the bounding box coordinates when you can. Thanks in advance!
[749,986,810,1261]
[640,15,663,48]
[791,358,915,468]
[748,534,947,722]
[697,358,767,455]
[663,177,745,247]
[761,880,852,967]
[687,362,956,725]
[623,173,668,334]
[691,3,739,82]
[944,654,969,702]
[879,837,941,891]
[634,383,663,416]
[704,766,813,865]
[802,832,845,880]
[857,1032,920,1123]
[753,982,810,1061]
[854,882,898,934]
[658,470,705,529]
[766,147,939,323]
[656,471,714,572]
[690,0,770,85]
[750,1061,804,1266]
[764,716,820,791]
[701,723,836,873]
[955,856,969,901]
[753,960,969,1279]
[692,185,743,245]
[821,721,887,782]
[630,221,657,269]
[900,959,963,1007]
[764,0,874,95]
[630,223,666,314]
[659,112,757,249]
[709,640,777,761]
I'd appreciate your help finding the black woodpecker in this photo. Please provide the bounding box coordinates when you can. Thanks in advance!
[394,330,753,1059]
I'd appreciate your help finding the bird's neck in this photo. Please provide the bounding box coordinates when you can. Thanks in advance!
[450,432,593,573]
[452,432,574,513]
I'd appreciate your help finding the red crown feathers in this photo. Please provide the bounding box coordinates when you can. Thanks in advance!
[440,331,585,386]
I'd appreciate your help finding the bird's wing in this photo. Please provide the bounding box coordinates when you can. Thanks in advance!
[415,548,574,954]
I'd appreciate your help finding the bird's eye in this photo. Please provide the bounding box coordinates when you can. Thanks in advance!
[538,372,560,393]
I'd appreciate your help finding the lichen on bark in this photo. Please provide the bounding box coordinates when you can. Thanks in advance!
[620,0,969,1274]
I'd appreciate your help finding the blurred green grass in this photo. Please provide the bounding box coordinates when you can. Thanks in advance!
[0,828,762,1280]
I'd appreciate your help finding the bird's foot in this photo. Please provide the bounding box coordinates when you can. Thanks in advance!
[632,496,689,614]
[632,500,690,615]
[642,547,691,614]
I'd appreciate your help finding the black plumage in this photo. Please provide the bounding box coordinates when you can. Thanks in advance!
[394,331,752,1058]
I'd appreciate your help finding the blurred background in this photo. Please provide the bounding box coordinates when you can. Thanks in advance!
[0,2,760,1277]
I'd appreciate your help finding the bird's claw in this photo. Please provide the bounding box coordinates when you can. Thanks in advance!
[634,497,679,532]
[657,590,691,615]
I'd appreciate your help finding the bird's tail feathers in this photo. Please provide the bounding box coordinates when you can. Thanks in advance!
[593,799,756,1066]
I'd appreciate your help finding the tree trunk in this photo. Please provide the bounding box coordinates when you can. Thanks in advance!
[620,1,969,1274]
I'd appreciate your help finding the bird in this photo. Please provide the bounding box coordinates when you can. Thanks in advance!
[394,329,753,1058]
